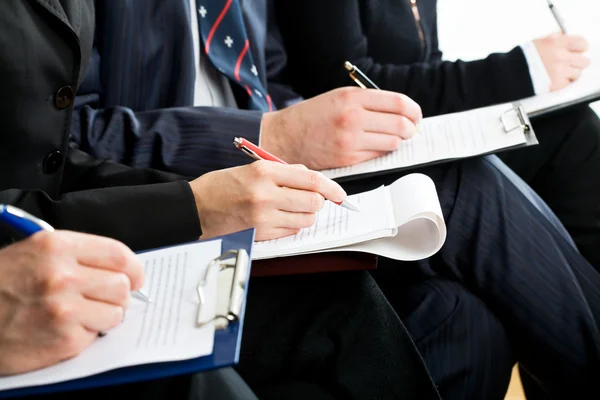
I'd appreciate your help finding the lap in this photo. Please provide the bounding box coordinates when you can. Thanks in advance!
[237,271,440,400]
[371,266,514,400]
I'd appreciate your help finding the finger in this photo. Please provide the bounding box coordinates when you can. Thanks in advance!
[54,325,97,362]
[567,67,582,82]
[76,297,124,333]
[272,166,347,204]
[61,231,145,291]
[566,35,588,53]
[356,89,423,124]
[272,210,317,230]
[275,186,325,213]
[255,228,300,242]
[289,164,309,170]
[78,267,131,308]
[356,132,403,152]
[570,54,591,70]
[362,112,418,139]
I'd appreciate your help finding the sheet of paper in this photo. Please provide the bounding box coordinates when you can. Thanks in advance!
[321,103,527,180]
[520,44,600,115]
[252,185,396,259]
[0,240,223,391]
[316,173,447,261]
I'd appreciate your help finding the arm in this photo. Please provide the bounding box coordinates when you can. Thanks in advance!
[71,97,262,178]
[274,0,535,117]
[0,147,201,252]
[264,0,304,109]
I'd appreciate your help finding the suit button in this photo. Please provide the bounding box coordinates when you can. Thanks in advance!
[54,86,75,109]
[43,151,63,174]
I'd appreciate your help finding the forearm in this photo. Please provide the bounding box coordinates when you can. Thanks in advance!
[275,0,536,116]
[71,104,263,177]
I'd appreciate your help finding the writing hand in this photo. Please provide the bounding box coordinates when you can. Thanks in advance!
[534,33,590,91]
[190,161,347,241]
[259,87,422,170]
[0,231,144,375]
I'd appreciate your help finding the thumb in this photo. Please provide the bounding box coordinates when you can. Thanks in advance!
[290,164,309,170]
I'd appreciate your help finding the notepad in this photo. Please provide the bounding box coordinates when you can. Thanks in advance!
[319,102,536,181]
[252,173,446,261]
[0,239,223,392]
[520,44,600,117]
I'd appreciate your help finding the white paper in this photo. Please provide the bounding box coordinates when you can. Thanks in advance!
[337,173,446,261]
[520,44,600,115]
[252,174,446,261]
[0,239,222,391]
[252,185,396,259]
[321,103,528,180]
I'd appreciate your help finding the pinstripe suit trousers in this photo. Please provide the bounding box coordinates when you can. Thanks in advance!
[357,155,600,399]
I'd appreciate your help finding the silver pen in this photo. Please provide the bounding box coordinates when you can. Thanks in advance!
[547,0,567,34]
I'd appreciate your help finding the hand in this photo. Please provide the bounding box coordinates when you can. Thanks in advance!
[0,231,144,375]
[533,33,591,91]
[259,87,422,170]
[190,160,347,241]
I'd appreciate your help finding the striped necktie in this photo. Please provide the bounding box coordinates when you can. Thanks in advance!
[196,0,273,111]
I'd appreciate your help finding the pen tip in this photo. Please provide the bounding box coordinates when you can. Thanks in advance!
[344,61,354,71]
[341,199,360,212]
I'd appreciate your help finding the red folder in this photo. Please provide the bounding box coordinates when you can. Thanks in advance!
[250,252,378,277]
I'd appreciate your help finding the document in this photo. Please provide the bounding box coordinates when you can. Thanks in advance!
[520,44,600,117]
[0,240,223,392]
[320,103,533,180]
[253,173,446,261]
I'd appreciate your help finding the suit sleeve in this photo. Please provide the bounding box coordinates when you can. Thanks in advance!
[71,97,262,178]
[264,0,304,109]
[0,147,202,252]
[275,0,536,117]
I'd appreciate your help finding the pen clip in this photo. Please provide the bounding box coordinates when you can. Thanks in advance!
[240,146,263,161]
[233,137,264,161]
[349,72,367,89]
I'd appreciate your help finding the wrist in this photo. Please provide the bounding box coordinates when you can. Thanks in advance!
[188,176,210,226]
[521,41,551,95]
[258,111,283,156]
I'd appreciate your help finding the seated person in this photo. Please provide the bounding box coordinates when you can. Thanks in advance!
[64,1,600,398]
[0,2,486,399]
[0,229,258,399]
[271,0,600,270]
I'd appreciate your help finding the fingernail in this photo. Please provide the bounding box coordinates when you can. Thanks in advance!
[336,187,348,202]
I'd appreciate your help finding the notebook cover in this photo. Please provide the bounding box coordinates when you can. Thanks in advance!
[251,252,378,277]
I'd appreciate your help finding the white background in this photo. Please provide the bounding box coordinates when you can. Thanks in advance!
[436,0,600,115]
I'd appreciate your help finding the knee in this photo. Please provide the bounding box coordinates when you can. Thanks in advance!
[402,279,513,364]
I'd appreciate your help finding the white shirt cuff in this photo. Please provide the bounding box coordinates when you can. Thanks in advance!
[520,41,552,95]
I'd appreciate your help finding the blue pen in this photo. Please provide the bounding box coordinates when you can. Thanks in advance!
[0,204,55,235]
[0,204,151,305]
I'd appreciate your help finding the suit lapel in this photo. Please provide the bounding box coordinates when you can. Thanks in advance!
[34,0,72,28]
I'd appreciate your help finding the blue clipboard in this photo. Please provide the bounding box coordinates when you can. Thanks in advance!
[0,228,255,398]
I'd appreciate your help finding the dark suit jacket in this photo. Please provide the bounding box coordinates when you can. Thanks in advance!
[0,0,201,251]
[273,0,536,117]
[71,0,300,177]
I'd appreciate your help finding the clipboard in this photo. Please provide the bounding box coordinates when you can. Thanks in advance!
[0,228,255,398]
[324,103,537,183]
[526,92,600,120]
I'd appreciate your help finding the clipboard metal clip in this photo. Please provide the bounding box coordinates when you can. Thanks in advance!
[501,104,531,133]
[196,249,249,330]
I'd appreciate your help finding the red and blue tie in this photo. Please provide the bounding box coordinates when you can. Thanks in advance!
[196,0,274,112]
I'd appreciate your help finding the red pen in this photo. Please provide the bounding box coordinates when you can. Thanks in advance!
[233,137,360,212]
